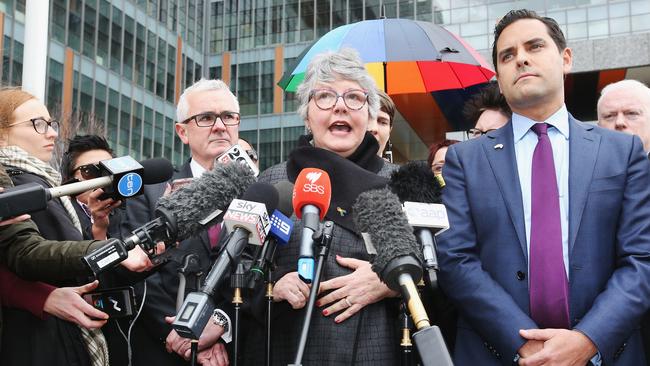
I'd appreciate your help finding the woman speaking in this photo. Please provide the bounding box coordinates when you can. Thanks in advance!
[250,49,400,365]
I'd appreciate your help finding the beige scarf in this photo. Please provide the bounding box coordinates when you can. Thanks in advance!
[0,146,82,232]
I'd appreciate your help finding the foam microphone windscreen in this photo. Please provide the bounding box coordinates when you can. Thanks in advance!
[292,168,331,220]
[388,160,441,204]
[274,181,295,217]
[353,188,423,283]
[156,162,256,239]
[140,157,175,184]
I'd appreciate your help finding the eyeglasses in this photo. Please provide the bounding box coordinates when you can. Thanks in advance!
[9,117,60,134]
[466,128,496,139]
[245,149,258,162]
[180,111,241,127]
[72,163,102,180]
[309,89,368,110]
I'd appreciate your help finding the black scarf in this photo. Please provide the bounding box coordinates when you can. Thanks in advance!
[286,132,388,232]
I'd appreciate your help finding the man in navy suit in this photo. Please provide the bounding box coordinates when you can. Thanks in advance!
[437,9,650,366]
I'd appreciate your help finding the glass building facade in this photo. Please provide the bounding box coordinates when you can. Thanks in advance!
[0,0,649,169]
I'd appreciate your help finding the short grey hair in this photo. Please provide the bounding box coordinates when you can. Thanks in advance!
[176,78,239,122]
[598,79,650,111]
[296,48,380,122]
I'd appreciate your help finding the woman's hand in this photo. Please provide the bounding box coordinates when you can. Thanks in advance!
[88,188,121,240]
[317,255,398,323]
[0,214,30,226]
[43,280,109,329]
[272,272,311,309]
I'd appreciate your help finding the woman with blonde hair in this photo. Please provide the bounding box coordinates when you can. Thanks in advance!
[0,88,110,366]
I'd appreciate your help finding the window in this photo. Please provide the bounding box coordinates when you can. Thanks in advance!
[82,0,97,59]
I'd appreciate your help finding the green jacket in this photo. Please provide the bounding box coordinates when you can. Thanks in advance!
[0,218,104,281]
[0,164,107,352]
[0,163,105,281]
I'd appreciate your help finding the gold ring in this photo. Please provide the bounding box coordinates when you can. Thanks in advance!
[344,297,352,307]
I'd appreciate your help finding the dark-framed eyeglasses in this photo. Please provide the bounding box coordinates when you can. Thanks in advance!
[309,89,368,110]
[245,149,258,163]
[9,117,60,134]
[466,128,496,139]
[180,111,241,127]
[72,163,102,180]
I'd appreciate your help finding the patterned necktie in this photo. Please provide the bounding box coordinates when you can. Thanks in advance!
[208,223,222,248]
[529,123,570,329]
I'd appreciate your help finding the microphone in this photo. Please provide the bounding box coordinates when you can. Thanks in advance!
[215,143,260,177]
[292,168,331,284]
[132,162,257,249]
[250,181,295,282]
[172,182,278,339]
[83,162,256,274]
[352,188,426,327]
[389,161,448,290]
[0,157,173,219]
[353,188,453,366]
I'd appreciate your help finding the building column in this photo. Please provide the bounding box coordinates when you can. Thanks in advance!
[273,45,284,113]
[22,0,50,101]
[174,35,183,105]
[62,47,74,121]
[222,52,231,86]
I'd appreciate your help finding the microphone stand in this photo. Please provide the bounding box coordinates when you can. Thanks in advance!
[176,254,202,366]
[291,221,334,366]
[176,254,202,311]
[264,265,274,366]
[400,302,414,366]
[249,241,280,366]
[230,261,248,366]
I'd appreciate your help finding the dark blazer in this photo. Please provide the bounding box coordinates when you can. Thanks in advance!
[121,161,226,366]
[437,118,650,365]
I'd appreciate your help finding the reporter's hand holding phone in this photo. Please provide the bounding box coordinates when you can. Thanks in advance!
[87,188,121,240]
[45,280,109,329]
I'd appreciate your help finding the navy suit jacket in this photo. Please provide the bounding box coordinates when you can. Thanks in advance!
[437,117,650,365]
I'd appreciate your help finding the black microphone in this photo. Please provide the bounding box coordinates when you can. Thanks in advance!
[250,181,295,282]
[353,187,453,366]
[0,157,173,219]
[389,161,448,290]
[172,182,279,339]
[352,188,426,326]
[127,162,257,250]
[83,162,256,274]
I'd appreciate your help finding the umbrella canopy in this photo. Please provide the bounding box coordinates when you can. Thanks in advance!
[278,18,495,94]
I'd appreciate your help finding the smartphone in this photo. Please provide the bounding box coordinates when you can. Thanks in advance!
[83,286,137,318]
[171,178,194,192]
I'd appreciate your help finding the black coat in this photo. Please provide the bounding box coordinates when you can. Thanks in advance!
[243,161,402,366]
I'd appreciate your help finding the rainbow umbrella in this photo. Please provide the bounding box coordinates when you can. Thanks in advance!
[278,18,495,95]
